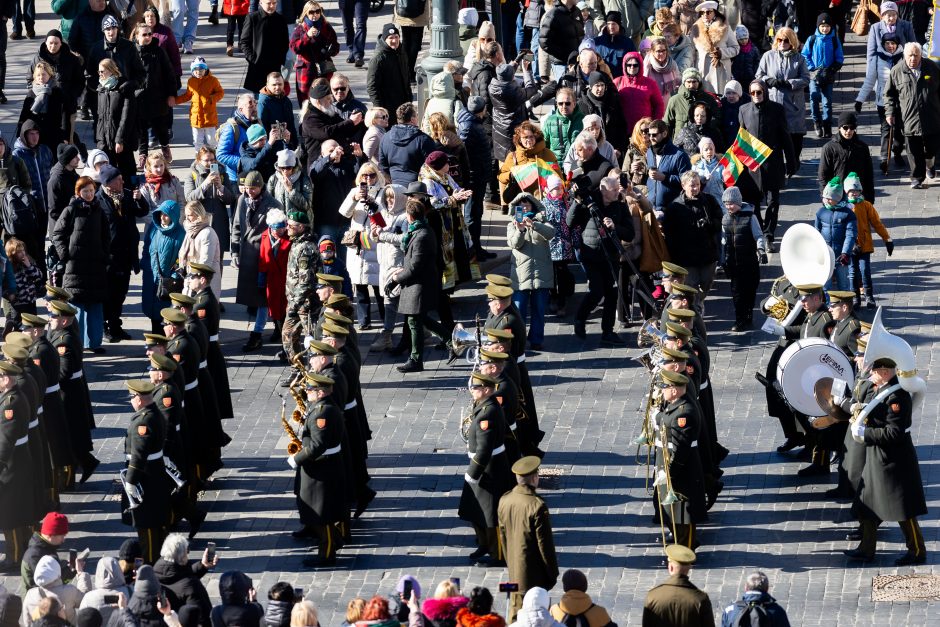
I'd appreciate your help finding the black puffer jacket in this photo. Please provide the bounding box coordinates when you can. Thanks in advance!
[489,65,538,161]
[96,77,136,150]
[17,83,69,150]
[29,40,85,112]
[300,105,359,166]
[209,571,264,627]
[135,39,176,120]
[67,6,119,58]
[262,600,292,627]
[51,195,111,303]
[47,161,80,231]
[818,134,875,202]
[96,187,148,273]
[86,38,145,93]
[577,87,628,154]
[662,192,723,266]
[467,59,498,130]
[151,558,212,625]
[538,4,583,66]
[366,36,412,116]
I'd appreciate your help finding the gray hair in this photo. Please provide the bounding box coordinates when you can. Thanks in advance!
[744,571,770,592]
[160,533,189,565]
[235,93,255,108]
[680,170,701,187]
[573,130,598,151]
[582,114,603,129]
[599,175,620,193]
[903,42,922,56]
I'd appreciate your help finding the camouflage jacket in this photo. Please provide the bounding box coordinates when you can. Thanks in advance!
[285,230,320,313]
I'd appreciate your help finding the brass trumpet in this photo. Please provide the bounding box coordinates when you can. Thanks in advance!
[279,397,303,455]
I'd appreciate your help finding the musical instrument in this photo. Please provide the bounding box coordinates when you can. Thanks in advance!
[279,396,303,455]
[636,319,667,371]
[119,469,144,513]
[776,338,855,417]
[811,378,852,429]
[452,315,483,365]
[163,457,186,495]
[459,373,476,442]
[289,354,309,423]
[779,223,835,287]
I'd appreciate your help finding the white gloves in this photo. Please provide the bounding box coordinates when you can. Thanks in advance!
[464,473,479,485]
[653,469,667,487]
[851,420,866,440]
[303,335,314,350]
[851,402,863,414]
[287,455,298,469]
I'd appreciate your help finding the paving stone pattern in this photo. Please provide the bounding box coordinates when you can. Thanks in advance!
[1,3,938,625]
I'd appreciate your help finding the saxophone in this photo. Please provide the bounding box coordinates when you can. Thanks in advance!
[459,374,476,442]
[290,354,309,423]
[279,397,303,455]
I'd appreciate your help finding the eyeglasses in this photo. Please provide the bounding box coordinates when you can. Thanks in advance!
[98,70,108,75]
[625,62,640,68]
[139,31,153,36]
[648,131,661,138]
[841,125,857,131]
[556,101,573,107]
[361,172,378,179]
[749,90,764,95]
[308,8,321,14]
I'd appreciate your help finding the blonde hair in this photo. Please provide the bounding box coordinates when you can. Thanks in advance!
[773,27,799,51]
[290,601,319,627]
[427,112,454,143]
[144,150,167,176]
[99,58,121,78]
[434,579,459,599]
[355,162,385,186]
[4,237,27,267]
[365,107,388,127]
[345,598,366,624]
[184,200,209,224]
[33,60,55,82]
[297,1,326,24]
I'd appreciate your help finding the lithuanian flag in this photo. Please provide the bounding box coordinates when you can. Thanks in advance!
[718,129,774,185]
[511,158,564,192]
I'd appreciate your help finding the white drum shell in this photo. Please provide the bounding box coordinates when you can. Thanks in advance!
[776,338,855,416]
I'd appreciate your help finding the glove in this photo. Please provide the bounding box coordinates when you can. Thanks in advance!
[837,253,850,266]
[303,335,315,350]
[653,469,667,487]
[287,455,298,469]
[764,77,778,89]
[768,322,785,337]
[885,240,894,256]
[464,473,480,485]
[854,100,862,113]
[232,255,240,269]
[850,402,863,414]
[759,252,768,265]
[851,420,866,440]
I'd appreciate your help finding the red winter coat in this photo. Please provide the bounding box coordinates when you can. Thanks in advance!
[614,51,665,138]
[258,231,291,320]
[222,0,250,16]
[290,21,340,103]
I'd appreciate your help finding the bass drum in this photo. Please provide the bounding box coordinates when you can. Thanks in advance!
[776,338,855,417]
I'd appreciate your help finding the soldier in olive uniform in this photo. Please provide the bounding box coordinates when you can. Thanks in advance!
[288,373,348,568]
[642,545,714,627]
[47,300,99,484]
[188,263,234,421]
[654,370,707,550]
[458,372,514,567]
[769,284,835,476]
[122,380,172,564]
[478,349,522,466]
[145,334,186,393]
[0,361,34,570]
[282,212,321,376]
[21,314,74,493]
[660,283,708,342]
[846,357,928,566]
[498,456,559,622]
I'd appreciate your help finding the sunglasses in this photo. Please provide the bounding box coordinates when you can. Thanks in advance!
[308,8,321,14]
[269,222,287,229]
[556,101,573,106]
[139,32,153,37]
[841,125,857,131]
[640,128,650,134]
[648,131,661,137]
[625,62,640,68]
[750,90,764,95]
[332,86,348,92]
[361,173,378,179]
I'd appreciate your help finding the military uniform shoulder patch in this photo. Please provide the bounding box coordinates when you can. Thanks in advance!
[480,420,489,431]
[496,396,503,405]
[57,345,66,355]
[677,417,687,428]
[33,358,41,366]
[137,425,148,436]
[316,417,326,429]
[3,409,12,420]
[162,397,173,408]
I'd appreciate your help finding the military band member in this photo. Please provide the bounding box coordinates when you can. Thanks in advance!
[458,372,514,567]
[654,370,707,550]
[642,545,714,627]
[307,342,348,419]
[322,306,361,366]
[0,361,34,570]
[827,290,862,358]
[660,283,707,342]
[282,211,320,377]
[837,338,872,530]
[288,373,348,568]
[846,357,928,566]
[144,334,186,393]
[479,349,521,466]
[122,380,172,564]
[498,456,559,621]
[48,300,99,484]
[188,263,235,421]
[21,314,75,493]
[44,285,73,304]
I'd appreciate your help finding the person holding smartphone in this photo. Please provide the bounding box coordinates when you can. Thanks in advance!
[505,193,555,351]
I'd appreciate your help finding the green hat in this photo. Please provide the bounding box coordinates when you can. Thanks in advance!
[664,543,696,565]
[660,346,690,363]
[143,333,170,346]
[321,322,349,337]
[304,372,335,388]
[486,274,512,287]
[160,307,187,325]
[479,349,509,363]
[843,172,863,193]
[189,262,215,277]
[149,352,177,372]
[4,332,33,348]
[659,369,689,386]
[511,455,541,476]
[822,176,843,201]
[126,379,156,395]
[828,290,855,304]
[287,211,309,225]
[20,313,49,328]
[324,311,352,327]
[243,170,264,188]
[325,293,351,307]
[483,327,513,341]
[470,372,498,387]
[1,344,29,362]
[796,284,824,296]
[316,273,344,290]
[670,283,697,297]
[664,321,692,338]
[169,292,196,307]
[0,361,23,376]
[666,308,696,321]
[661,262,688,277]
[307,340,338,356]
[48,300,77,317]
[45,284,73,301]
[485,284,513,300]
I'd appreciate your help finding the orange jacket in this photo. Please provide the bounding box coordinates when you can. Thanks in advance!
[176,72,225,129]
[850,200,890,254]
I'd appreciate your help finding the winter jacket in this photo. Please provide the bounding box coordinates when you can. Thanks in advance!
[815,202,858,257]
[239,9,290,93]
[689,16,739,93]
[309,154,357,229]
[67,5,118,59]
[818,136,875,203]
[12,128,54,214]
[423,71,460,132]
[693,156,726,206]
[289,20,340,102]
[720,205,764,268]
[135,39,176,120]
[223,0,251,17]
[151,559,212,625]
[541,109,585,167]
[98,186,148,273]
[566,191,633,255]
[363,125,386,166]
[576,88,628,154]
[239,138,285,182]
[176,71,225,129]
[857,50,899,108]
[210,571,264,627]
[374,184,409,289]
[549,591,616,627]
[538,4,584,66]
[335,90,369,146]
[96,77,136,153]
[0,585,23,627]
[0,152,31,197]
[301,104,360,166]
[51,195,111,303]
[454,608,504,627]
[718,95,742,148]
[420,597,470,627]
[393,0,431,28]
[338,185,383,285]
[232,191,282,308]
[17,84,68,151]
[867,19,916,61]
[50,0,88,42]
[592,0,652,39]
[614,52,664,138]
[850,200,891,255]
[78,557,133,627]
[267,171,314,226]
[20,533,70,590]
[21,558,84,625]
[507,588,565,627]
[184,161,238,253]
[720,591,791,627]
[47,161,80,231]
[258,88,299,150]
[497,140,560,203]
[738,96,795,192]
[594,28,635,79]
[142,201,185,320]
[884,58,940,138]
[28,40,85,113]
[645,141,691,209]
[467,59,498,128]
[490,67,538,162]
[644,54,682,105]
[216,113,252,181]
[731,40,761,88]
[456,108,492,182]
[393,220,439,316]
[506,194,555,291]
[258,229,291,319]
[674,121,723,156]
[263,600,293,627]
[662,191,722,266]
[86,38,146,95]
[669,34,695,73]
[366,36,412,116]
[755,49,810,134]
[663,83,720,139]
[379,124,437,185]
[318,234,352,297]
[801,29,844,79]
[151,23,182,81]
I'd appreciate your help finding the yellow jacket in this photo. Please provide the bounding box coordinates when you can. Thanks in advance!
[176,72,225,129]
[851,200,890,254]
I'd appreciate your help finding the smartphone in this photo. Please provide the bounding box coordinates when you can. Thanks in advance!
[103,594,119,604]
[205,542,216,562]
[498,582,519,593]
[514,50,530,64]
[513,206,524,222]
[68,549,77,567]
[360,182,369,194]
[401,580,413,600]
[210,163,219,174]
[293,588,303,600]
[449,577,460,589]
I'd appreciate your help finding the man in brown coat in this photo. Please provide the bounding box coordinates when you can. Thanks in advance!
[498,456,559,621]
[642,544,714,627]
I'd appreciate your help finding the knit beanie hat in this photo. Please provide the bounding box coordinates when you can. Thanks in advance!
[561,569,589,592]
[478,20,496,40]
[467,96,486,114]
[276,148,297,169]
[133,565,161,598]
[118,539,142,561]
[76,608,103,627]
[735,25,749,40]
[99,165,121,185]
[101,15,119,31]
[843,172,863,192]
[457,8,478,27]
[34,556,62,587]
[382,23,400,39]
[823,176,843,201]
[243,170,264,188]
[496,63,515,81]
[817,12,832,27]
[722,186,743,205]
[190,57,209,73]
[724,80,743,96]
[588,71,605,87]
[682,67,702,82]
[57,143,80,166]
[837,110,857,128]
[424,150,449,170]
[246,124,266,145]
[41,511,70,536]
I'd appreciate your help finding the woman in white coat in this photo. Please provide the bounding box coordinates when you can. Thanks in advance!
[338,162,386,330]
[178,200,222,297]
[688,1,739,94]
[369,183,409,352]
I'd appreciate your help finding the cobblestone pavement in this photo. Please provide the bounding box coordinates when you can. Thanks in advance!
[2,3,939,625]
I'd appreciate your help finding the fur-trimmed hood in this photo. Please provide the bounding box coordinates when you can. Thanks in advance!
[692,16,730,49]
[421,597,470,621]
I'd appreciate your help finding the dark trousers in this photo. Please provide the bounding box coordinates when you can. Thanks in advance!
[877,106,905,161]
[0,19,7,91]
[407,313,448,362]
[499,2,519,59]
[400,25,423,83]
[576,249,618,333]
[354,284,384,326]
[904,133,939,183]
[138,116,171,154]
[898,2,930,42]
[791,132,804,163]
[12,0,34,33]
[856,517,926,559]
[2,527,30,562]
[105,270,131,331]
[762,189,781,238]
[465,176,487,248]
[137,527,168,565]
[728,262,759,324]
[226,14,245,47]
[339,0,368,58]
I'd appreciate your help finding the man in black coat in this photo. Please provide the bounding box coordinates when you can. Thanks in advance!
[134,24,176,163]
[301,82,363,168]
[84,15,145,121]
[818,111,875,203]
[331,74,368,147]
[29,31,85,115]
[538,0,583,80]
[96,165,148,343]
[309,139,363,242]
[467,41,501,205]
[67,0,117,61]
[366,24,412,118]
[457,97,494,258]
[239,0,290,94]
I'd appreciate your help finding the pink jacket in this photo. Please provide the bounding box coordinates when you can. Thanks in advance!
[614,51,665,137]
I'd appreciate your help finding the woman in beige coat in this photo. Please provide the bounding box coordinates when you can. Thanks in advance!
[688,2,739,93]
[178,200,222,297]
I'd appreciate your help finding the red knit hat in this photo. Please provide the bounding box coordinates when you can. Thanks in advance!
[41,512,69,536]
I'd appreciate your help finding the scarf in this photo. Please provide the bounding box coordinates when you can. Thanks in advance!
[105,188,123,213]
[31,81,54,115]
[400,218,426,252]
[303,16,323,29]
[781,48,795,58]
[178,219,209,267]
[100,76,118,90]
[146,171,170,197]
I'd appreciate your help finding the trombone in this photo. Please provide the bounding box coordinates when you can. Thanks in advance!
[654,420,680,548]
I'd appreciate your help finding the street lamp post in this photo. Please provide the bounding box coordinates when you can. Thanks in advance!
[417,0,464,118]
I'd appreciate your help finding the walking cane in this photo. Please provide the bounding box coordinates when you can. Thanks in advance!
[886,123,894,174]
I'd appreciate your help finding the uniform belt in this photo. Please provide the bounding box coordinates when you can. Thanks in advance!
[344,400,357,410]
[208,334,219,342]
[28,419,39,429]
[509,423,517,431]
[467,444,506,459]
[176,424,181,431]
[199,360,207,369]
[37,407,43,416]
[70,371,83,380]
[126,450,164,461]
[184,380,198,391]
[517,354,526,364]
[654,440,676,451]
[45,384,60,393]
[700,380,709,390]
[15,434,28,446]
[317,444,342,458]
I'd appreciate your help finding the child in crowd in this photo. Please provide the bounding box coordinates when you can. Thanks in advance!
[815,177,857,291]
[731,25,760,89]
[719,80,743,149]
[541,175,577,316]
[719,186,766,331]
[80,149,111,181]
[3,237,43,333]
[318,235,353,298]
[692,137,725,208]
[843,172,892,308]
[801,13,844,138]
[175,57,225,150]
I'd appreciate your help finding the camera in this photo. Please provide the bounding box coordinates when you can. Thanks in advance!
[498,582,519,593]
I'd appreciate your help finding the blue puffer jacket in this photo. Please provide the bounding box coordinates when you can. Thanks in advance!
[645,141,692,209]
[141,200,185,321]
[216,112,252,181]
[12,124,54,211]
[801,30,844,71]
[815,202,857,257]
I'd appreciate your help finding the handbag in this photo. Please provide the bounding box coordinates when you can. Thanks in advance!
[340,228,359,248]
[156,271,183,300]
[315,56,337,77]
[851,0,880,37]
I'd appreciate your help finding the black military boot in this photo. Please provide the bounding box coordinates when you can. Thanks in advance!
[208,6,219,24]
[241,332,263,352]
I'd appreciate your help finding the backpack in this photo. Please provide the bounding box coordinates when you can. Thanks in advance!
[731,600,771,627]
[558,605,595,627]
[396,0,426,19]
[1,185,40,238]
